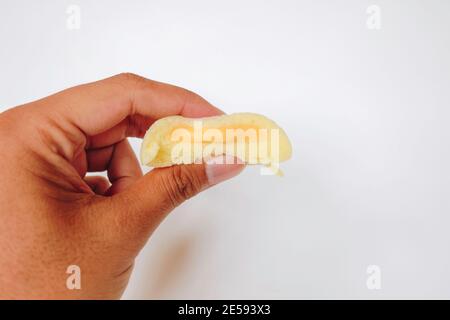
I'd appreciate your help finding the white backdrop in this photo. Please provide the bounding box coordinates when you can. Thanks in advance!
[1,0,450,299]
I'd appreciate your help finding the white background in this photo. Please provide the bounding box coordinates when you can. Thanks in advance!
[1,0,450,299]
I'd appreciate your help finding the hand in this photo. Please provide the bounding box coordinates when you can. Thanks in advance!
[0,73,244,299]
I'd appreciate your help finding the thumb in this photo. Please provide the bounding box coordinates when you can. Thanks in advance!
[104,155,244,243]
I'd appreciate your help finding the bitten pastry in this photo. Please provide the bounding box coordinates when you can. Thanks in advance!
[140,113,292,175]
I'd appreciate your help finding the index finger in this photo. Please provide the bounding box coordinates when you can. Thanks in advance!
[40,73,223,136]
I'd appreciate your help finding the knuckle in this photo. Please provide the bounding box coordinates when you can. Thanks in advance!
[115,72,147,87]
[182,89,202,105]
[182,88,198,99]
[180,89,214,113]
[163,166,203,207]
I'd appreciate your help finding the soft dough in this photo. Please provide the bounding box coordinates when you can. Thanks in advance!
[140,113,292,174]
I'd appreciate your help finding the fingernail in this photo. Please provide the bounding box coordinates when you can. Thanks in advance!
[205,155,245,186]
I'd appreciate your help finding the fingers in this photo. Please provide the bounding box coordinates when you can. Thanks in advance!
[105,139,143,195]
[86,139,142,195]
[84,176,110,195]
[86,145,115,172]
[96,156,244,244]
[42,73,223,139]
[88,114,154,149]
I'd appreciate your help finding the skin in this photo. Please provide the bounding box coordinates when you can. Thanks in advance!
[0,73,244,299]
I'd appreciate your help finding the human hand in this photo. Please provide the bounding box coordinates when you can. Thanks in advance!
[0,73,244,299]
